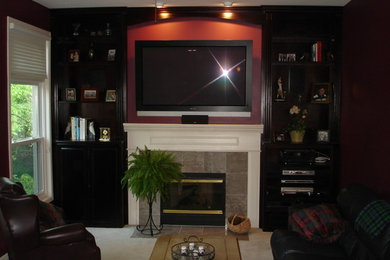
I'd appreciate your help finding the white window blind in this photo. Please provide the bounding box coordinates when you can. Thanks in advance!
[8,17,50,81]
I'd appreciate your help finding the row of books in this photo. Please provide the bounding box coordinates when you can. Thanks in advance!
[311,41,323,62]
[70,116,95,141]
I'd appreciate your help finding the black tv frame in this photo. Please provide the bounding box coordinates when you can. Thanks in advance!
[135,40,253,113]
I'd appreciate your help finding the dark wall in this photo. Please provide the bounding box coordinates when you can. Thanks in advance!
[0,0,49,256]
[341,0,390,200]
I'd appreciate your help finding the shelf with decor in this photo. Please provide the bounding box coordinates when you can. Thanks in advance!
[260,6,342,231]
[51,8,127,227]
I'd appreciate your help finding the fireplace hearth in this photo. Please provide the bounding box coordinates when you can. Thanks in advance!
[161,173,226,226]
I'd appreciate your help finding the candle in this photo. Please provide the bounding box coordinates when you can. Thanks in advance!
[180,245,187,255]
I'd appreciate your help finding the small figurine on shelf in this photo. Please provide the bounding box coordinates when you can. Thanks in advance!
[68,50,80,62]
[64,121,71,139]
[105,23,111,36]
[88,42,94,60]
[275,76,286,101]
[72,23,80,36]
[88,121,95,141]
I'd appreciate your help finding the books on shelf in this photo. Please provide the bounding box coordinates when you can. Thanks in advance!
[311,41,323,62]
[70,116,94,141]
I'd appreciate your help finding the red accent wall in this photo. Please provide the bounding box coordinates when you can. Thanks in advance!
[341,0,390,200]
[127,18,262,124]
[0,0,49,256]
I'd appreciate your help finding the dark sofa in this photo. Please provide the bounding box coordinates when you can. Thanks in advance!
[271,184,390,260]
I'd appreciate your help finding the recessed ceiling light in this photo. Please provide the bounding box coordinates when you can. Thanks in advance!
[222,11,233,19]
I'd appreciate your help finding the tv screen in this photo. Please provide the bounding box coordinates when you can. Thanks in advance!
[135,40,252,114]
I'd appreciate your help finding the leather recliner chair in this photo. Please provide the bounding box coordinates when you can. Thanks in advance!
[0,177,101,260]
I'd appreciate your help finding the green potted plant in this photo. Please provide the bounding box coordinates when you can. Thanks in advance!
[286,105,308,144]
[121,146,183,236]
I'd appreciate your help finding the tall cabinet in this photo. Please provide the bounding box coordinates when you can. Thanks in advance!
[51,8,127,227]
[260,7,342,230]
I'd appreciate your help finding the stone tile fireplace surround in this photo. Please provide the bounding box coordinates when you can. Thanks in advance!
[123,123,264,227]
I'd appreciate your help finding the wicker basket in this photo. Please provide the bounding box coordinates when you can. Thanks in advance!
[227,212,251,234]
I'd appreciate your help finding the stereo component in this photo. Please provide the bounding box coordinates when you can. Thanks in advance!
[282,169,315,176]
[181,115,209,124]
[280,149,315,165]
[281,179,314,184]
[281,187,314,195]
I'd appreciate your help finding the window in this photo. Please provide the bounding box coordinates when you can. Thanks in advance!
[7,17,52,201]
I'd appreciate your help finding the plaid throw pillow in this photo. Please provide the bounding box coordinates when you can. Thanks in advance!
[355,200,390,237]
[289,204,346,243]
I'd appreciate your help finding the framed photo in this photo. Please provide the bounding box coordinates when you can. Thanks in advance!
[81,88,98,101]
[65,88,76,101]
[286,53,296,62]
[278,53,287,62]
[105,90,116,102]
[317,130,330,143]
[68,49,80,62]
[311,82,331,103]
[99,127,110,142]
[107,49,116,61]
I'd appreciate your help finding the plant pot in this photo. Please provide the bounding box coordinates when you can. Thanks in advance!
[290,130,305,144]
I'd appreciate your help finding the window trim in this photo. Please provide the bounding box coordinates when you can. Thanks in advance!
[7,17,52,202]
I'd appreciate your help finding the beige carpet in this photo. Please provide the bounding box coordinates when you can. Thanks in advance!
[88,226,273,260]
[0,226,273,260]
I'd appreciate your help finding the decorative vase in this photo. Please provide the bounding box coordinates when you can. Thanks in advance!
[290,130,305,144]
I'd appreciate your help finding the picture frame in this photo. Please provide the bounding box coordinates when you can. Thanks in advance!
[286,53,296,62]
[81,88,98,101]
[311,82,332,103]
[68,49,80,62]
[317,130,330,143]
[278,53,296,62]
[105,89,116,102]
[65,88,76,101]
[278,53,287,62]
[107,49,116,61]
[99,127,110,142]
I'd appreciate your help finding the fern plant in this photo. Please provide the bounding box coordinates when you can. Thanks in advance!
[121,146,183,204]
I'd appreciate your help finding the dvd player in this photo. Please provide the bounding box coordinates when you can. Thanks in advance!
[281,187,314,195]
[281,179,314,184]
[282,169,315,176]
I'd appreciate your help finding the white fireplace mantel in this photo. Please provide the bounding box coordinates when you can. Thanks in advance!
[123,123,264,227]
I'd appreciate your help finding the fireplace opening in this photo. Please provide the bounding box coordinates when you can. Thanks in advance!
[161,173,226,226]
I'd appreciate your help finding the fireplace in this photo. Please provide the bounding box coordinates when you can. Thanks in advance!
[124,123,263,227]
[161,173,226,226]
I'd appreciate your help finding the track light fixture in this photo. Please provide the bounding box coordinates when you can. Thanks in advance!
[223,1,233,7]
[155,1,164,8]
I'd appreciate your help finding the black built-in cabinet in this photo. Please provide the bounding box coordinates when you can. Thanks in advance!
[260,7,342,231]
[51,8,127,227]
[49,6,342,230]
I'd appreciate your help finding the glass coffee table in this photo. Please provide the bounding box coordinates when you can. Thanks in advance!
[149,234,242,260]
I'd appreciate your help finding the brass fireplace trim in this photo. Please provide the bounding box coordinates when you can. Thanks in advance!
[162,209,223,215]
[172,179,224,184]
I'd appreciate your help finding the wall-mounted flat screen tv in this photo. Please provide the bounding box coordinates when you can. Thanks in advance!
[135,40,252,114]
